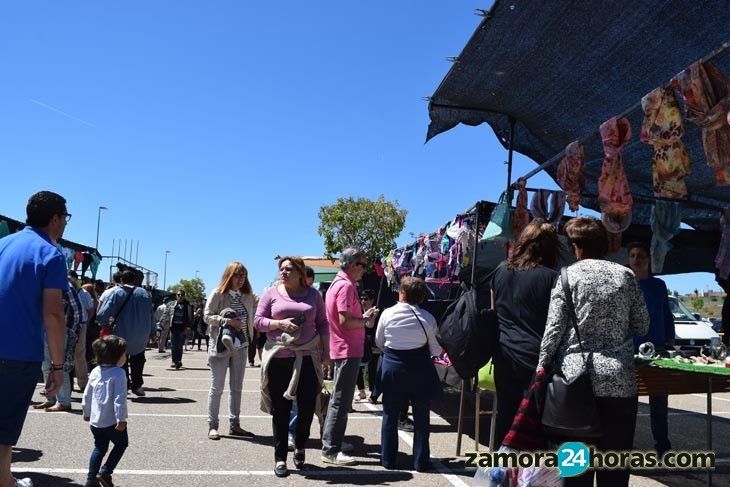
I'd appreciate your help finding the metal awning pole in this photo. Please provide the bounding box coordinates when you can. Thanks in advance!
[507,117,515,191]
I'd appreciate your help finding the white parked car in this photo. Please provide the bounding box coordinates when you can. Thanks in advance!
[668,296,720,349]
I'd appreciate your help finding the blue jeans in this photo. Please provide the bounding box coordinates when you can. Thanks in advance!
[649,395,671,454]
[88,425,128,482]
[170,329,186,364]
[380,347,433,470]
[288,401,299,437]
[42,338,71,406]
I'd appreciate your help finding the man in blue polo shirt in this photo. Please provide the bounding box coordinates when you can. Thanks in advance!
[0,191,69,487]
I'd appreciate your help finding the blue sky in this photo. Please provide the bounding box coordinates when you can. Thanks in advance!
[0,1,720,296]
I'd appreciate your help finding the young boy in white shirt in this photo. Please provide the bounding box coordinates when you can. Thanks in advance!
[82,335,129,487]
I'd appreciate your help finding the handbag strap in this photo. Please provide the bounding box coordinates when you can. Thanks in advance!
[409,307,430,348]
[112,286,136,321]
[560,268,589,366]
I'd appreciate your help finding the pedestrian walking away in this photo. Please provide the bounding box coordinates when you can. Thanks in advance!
[82,335,129,487]
[96,270,154,398]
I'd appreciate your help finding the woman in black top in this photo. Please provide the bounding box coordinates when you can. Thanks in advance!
[489,219,563,445]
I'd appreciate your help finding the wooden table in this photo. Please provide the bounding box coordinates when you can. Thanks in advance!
[637,362,730,486]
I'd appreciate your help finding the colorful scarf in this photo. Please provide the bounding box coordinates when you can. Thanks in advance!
[640,86,691,198]
[557,141,585,211]
[598,117,633,233]
[672,61,730,186]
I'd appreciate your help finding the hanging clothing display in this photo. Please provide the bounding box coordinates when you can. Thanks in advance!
[598,116,634,233]
[512,179,530,240]
[556,141,586,211]
[716,208,730,280]
[0,220,9,239]
[640,86,691,198]
[650,201,681,274]
[529,189,566,226]
[672,61,730,186]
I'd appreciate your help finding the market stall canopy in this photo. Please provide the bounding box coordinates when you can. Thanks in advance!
[427,0,730,232]
[0,213,101,257]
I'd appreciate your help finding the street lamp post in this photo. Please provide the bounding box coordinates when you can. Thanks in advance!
[195,270,200,279]
[95,206,108,251]
[163,250,171,290]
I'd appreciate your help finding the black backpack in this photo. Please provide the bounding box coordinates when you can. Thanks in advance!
[436,280,498,379]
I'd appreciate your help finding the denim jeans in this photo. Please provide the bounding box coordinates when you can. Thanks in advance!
[170,329,186,364]
[88,425,128,482]
[380,348,432,470]
[42,338,71,406]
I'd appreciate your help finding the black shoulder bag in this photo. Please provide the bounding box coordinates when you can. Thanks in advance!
[541,268,603,439]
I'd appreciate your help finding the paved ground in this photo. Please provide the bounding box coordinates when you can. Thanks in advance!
[11,347,730,486]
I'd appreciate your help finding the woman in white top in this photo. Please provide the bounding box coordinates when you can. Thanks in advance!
[204,261,258,441]
[375,277,442,472]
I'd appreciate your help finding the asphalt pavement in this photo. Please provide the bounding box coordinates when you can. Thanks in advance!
[11,346,730,486]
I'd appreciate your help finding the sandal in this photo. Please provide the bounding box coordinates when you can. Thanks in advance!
[293,450,305,469]
[274,461,288,477]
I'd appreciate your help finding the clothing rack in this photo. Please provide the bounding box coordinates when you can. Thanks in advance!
[518,186,724,212]
[514,41,730,185]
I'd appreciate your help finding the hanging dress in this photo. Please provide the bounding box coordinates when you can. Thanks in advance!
[672,61,730,186]
[556,141,586,212]
[640,86,691,198]
[598,117,634,233]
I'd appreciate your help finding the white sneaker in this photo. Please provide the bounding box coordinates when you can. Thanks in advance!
[15,478,33,487]
[131,387,146,397]
[341,441,354,453]
[321,451,357,466]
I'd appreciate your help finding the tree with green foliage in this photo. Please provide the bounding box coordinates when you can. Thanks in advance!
[690,297,704,312]
[168,277,206,303]
[318,195,407,260]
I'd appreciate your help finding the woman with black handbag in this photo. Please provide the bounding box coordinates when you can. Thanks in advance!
[489,219,563,445]
[538,217,649,486]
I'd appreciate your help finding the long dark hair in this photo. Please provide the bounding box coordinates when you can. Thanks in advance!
[506,219,563,271]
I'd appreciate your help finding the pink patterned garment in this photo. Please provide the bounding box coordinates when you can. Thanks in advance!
[640,86,691,198]
[512,178,530,240]
[557,141,585,211]
[598,117,634,232]
[672,61,730,186]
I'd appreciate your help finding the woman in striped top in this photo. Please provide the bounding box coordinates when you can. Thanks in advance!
[204,261,258,441]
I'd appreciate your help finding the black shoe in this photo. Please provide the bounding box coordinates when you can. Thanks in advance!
[368,396,379,404]
[398,418,415,432]
[175,362,182,370]
[229,426,255,438]
[274,462,289,477]
[415,461,433,472]
[293,451,305,469]
[96,473,114,487]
